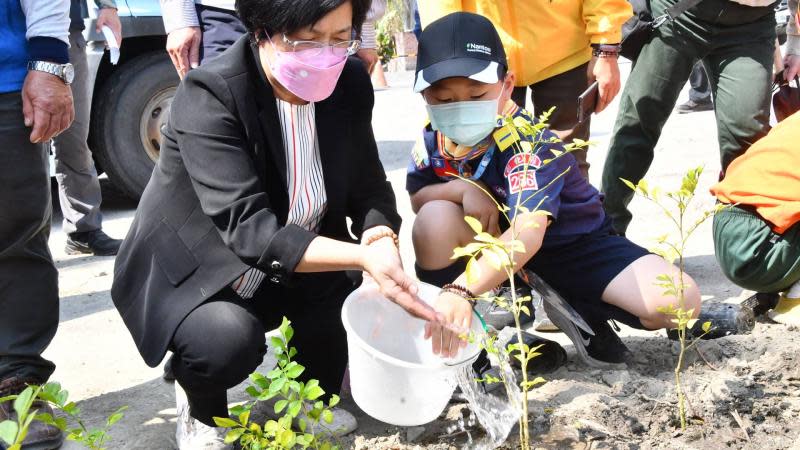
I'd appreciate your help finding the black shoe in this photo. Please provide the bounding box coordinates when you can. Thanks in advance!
[581,320,632,365]
[666,301,755,341]
[65,230,122,256]
[473,285,534,330]
[506,330,567,374]
[676,98,713,114]
[543,301,629,368]
[0,378,64,450]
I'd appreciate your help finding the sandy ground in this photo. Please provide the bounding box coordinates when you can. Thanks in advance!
[41,61,800,449]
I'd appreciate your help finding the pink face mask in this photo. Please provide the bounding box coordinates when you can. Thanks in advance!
[267,35,349,103]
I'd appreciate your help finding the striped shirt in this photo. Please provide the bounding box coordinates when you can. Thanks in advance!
[230,99,327,299]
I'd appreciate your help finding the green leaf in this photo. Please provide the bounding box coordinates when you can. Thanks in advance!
[245,386,261,399]
[305,386,325,401]
[464,216,483,234]
[224,428,244,444]
[0,420,19,445]
[213,417,239,428]
[328,394,340,408]
[237,408,250,427]
[465,258,481,285]
[298,418,307,432]
[274,399,288,415]
[701,321,712,333]
[279,429,295,448]
[288,400,302,417]
[13,387,35,420]
[106,410,125,427]
[285,363,305,379]
[268,377,287,394]
[321,409,334,425]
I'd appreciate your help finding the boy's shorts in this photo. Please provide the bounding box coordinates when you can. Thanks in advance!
[713,205,800,293]
[525,218,651,328]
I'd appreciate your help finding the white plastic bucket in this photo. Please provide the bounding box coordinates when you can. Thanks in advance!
[341,282,484,426]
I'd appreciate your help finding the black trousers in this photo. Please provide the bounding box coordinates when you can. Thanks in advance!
[170,277,352,426]
[0,92,59,383]
[510,63,592,179]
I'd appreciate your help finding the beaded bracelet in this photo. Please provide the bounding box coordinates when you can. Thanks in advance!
[364,229,399,248]
[441,283,477,307]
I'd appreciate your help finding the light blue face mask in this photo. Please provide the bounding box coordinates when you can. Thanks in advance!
[425,86,504,147]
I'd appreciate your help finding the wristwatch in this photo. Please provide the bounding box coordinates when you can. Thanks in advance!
[27,61,75,85]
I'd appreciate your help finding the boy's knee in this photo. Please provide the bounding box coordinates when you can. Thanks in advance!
[412,200,467,246]
[641,275,702,330]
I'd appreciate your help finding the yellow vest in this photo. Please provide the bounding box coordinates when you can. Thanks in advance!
[418,0,633,86]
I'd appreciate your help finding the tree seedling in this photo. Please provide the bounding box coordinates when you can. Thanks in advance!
[453,109,587,449]
[623,166,724,430]
[0,382,126,450]
[214,317,341,450]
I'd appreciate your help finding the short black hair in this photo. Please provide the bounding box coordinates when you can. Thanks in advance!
[236,0,370,38]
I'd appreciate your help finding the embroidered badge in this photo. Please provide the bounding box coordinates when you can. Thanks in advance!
[431,157,458,179]
[493,125,520,152]
[504,153,542,177]
[508,169,538,194]
[412,138,430,169]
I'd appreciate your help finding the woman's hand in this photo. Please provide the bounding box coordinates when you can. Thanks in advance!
[461,181,500,236]
[425,291,473,358]
[587,56,621,113]
[361,239,439,322]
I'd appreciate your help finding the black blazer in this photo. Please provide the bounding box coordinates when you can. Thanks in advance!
[111,36,400,367]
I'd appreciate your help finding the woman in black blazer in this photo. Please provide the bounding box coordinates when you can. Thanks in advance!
[111,0,437,446]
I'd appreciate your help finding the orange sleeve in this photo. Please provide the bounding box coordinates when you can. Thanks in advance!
[582,0,633,44]
[418,0,464,28]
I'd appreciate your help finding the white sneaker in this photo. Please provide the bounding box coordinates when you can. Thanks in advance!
[255,396,358,437]
[175,382,233,450]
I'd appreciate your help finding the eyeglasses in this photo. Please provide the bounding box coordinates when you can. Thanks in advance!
[279,33,361,57]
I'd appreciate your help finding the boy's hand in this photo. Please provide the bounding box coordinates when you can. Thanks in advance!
[461,181,500,236]
[425,291,473,358]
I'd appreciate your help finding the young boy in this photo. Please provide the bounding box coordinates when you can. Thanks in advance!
[408,12,701,365]
[711,111,800,326]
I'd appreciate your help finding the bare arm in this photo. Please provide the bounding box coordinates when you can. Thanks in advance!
[454,212,548,296]
[409,179,466,212]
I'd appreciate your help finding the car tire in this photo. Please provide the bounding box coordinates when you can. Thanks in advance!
[91,51,179,199]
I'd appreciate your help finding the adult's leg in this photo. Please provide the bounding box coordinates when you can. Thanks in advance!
[197,5,246,64]
[170,295,267,426]
[52,31,103,235]
[0,93,59,383]
[529,63,592,178]
[713,206,800,293]
[601,0,705,233]
[704,10,774,172]
[277,284,352,396]
[601,254,701,330]
[688,62,711,103]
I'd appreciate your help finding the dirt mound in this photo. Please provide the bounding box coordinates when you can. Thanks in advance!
[341,318,800,449]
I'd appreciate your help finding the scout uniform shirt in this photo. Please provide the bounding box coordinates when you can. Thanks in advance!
[406,101,606,249]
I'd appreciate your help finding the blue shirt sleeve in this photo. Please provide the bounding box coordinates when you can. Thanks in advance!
[504,139,570,221]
